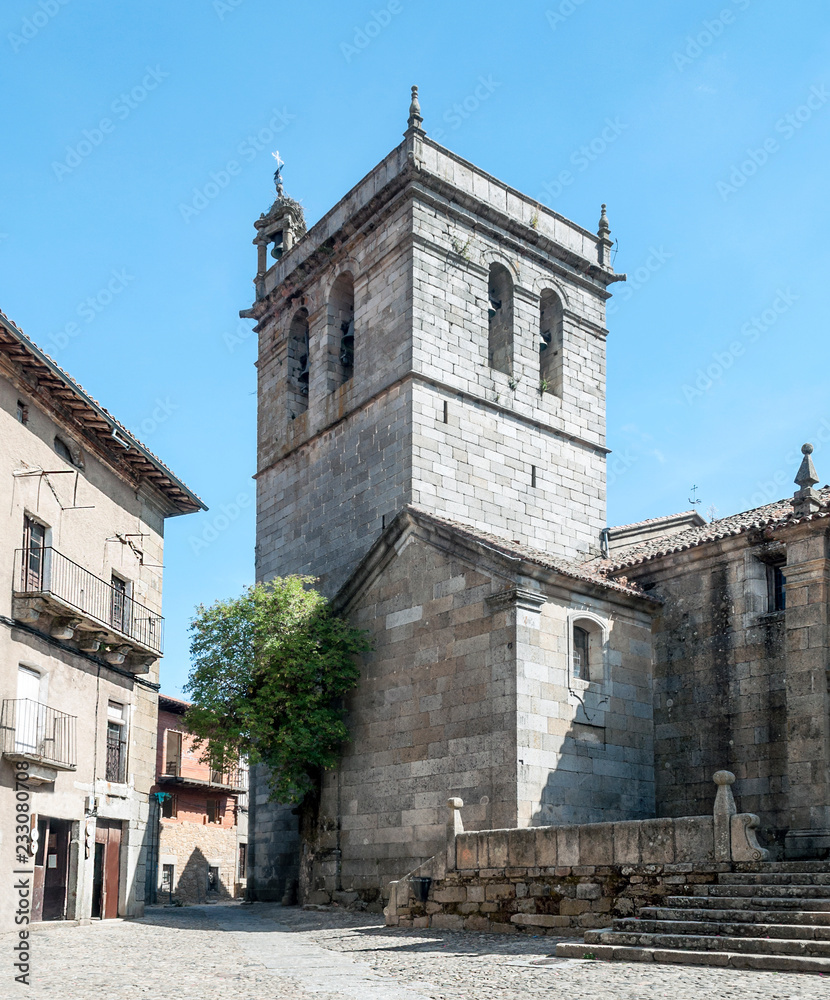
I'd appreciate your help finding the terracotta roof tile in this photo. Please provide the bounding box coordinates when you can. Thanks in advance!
[406,505,660,603]
[601,488,830,572]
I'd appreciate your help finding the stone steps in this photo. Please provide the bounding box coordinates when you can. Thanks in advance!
[703,883,830,898]
[733,861,830,873]
[555,941,830,974]
[640,905,830,926]
[614,917,830,941]
[583,929,830,958]
[719,872,830,885]
[665,894,830,910]
[555,865,830,974]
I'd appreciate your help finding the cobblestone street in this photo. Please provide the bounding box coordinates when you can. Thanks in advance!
[12,903,829,999]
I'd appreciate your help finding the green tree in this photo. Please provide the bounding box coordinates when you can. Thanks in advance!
[184,577,370,804]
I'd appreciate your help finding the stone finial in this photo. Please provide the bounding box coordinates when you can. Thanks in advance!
[793,442,822,515]
[597,204,613,267]
[795,443,819,489]
[407,85,424,132]
[598,203,610,239]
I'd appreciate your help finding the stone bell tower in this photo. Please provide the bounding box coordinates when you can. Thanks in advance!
[245,88,624,597]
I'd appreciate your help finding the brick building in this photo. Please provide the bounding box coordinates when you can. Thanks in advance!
[245,88,830,905]
[149,694,248,903]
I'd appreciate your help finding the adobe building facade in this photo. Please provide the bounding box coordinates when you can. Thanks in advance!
[149,694,248,903]
[0,310,203,928]
[246,89,830,904]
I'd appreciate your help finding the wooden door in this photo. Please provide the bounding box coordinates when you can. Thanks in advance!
[165,730,182,776]
[110,575,127,633]
[94,821,122,919]
[15,667,42,753]
[31,817,47,922]
[22,516,45,591]
[33,817,70,922]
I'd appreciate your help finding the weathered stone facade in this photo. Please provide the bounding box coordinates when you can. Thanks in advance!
[246,93,640,904]
[604,486,830,860]
[248,92,830,907]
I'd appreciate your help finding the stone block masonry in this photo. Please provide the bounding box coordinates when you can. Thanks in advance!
[251,124,620,599]
[390,862,728,934]
[247,97,631,905]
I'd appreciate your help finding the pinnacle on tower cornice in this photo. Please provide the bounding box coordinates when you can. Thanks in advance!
[598,203,610,239]
[407,85,425,133]
[596,203,613,267]
[793,442,822,515]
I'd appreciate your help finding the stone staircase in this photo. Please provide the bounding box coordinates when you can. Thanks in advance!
[556,863,830,973]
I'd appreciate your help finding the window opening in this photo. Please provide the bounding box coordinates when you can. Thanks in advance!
[17,400,28,424]
[106,702,127,783]
[539,289,564,396]
[110,574,129,633]
[329,272,355,387]
[22,516,46,591]
[15,666,43,754]
[54,437,73,463]
[487,263,513,376]
[161,864,174,892]
[287,308,310,417]
[270,230,284,261]
[769,563,786,611]
[165,730,182,776]
[573,625,589,680]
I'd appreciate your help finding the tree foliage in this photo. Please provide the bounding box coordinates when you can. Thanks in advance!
[183,577,370,804]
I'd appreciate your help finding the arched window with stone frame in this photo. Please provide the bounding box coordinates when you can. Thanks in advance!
[328,272,355,389]
[286,308,310,419]
[539,288,564,397]
[487,262,513,376]
[567,611,608,684]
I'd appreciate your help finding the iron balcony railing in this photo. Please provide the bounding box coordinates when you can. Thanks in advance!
[0,699,77,770]
[162,759,248,793]
[106,728,127,783]
[14,546,164,654]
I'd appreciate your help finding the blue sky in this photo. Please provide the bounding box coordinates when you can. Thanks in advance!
[2,1,829,695]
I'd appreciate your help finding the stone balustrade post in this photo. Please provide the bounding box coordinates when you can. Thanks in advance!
[446,797,464,870]
[713,770,737,861]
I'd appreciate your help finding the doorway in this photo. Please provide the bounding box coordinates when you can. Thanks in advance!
[32,817,71,922]
[92,820,122,919]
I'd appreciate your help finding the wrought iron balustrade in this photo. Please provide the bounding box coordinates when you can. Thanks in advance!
[106,728,126,783]
[14,546,164,653]
[0,699,77,770]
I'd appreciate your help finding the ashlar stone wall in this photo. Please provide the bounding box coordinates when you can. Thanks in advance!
[302,510,655,903]
[620,522,830,856]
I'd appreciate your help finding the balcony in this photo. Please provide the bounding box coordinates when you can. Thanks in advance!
[13,547,163,671]
[159,760,249,795]
[1,699,77,784]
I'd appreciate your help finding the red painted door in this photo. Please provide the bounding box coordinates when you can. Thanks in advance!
[94,821,122,919]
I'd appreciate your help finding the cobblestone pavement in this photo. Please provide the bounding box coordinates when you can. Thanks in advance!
[13,902,830,999]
